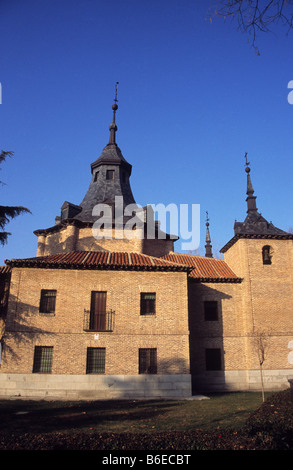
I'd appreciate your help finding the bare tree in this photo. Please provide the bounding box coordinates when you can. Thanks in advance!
[211,0,293,53]
[251,329,271,401]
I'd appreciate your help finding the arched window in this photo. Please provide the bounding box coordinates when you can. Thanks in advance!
[262,245,272,265]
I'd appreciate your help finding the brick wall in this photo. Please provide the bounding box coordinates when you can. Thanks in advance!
[188,280,246,374]
[223,238,293,373]
[36,225,174,257]
[1,267,190,377]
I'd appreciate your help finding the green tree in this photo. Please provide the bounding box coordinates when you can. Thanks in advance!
[0,151,31,245]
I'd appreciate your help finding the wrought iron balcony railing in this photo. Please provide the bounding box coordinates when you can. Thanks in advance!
[83,309,115,332]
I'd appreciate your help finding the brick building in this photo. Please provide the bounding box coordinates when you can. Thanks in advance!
[0,95,293,399]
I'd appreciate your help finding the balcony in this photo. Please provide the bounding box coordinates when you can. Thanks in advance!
[83,309,115,332]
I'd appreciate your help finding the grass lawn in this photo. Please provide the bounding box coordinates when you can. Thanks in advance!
[0,392,270,436]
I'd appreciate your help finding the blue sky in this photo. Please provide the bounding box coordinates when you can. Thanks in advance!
[0,0,293,263]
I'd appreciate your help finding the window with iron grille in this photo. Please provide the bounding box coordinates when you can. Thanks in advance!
[139,348,157,374]
[140,293,156,315]
[205,348,222,371]
[204,301,218,321]
[86,347,106,374]
[39,290,57,314]
[32,346,53,373]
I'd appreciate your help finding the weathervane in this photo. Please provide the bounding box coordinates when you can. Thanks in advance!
[245,152,250,167]
[114,81,119,103]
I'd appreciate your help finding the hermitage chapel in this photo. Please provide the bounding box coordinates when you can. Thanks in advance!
[0,90,293,399]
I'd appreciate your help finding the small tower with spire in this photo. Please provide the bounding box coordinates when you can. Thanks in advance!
[205,211,213,258]
[34,84,177,257]
[231,153,290,237]
[75,82,136,222]
[220,152,293,255]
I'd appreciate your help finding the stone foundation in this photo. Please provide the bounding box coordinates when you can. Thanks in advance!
[193,370,293,393]
[0,373,192,400]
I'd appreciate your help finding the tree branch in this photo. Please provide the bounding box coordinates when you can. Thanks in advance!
[212,0,293,53]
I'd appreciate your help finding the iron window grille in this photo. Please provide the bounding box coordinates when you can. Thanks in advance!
[83,309,115,332]
[86,347,106,374]
[139,348,157,374]
[32,346,53,373]
[39,289,57,314]
[140,293,156,315]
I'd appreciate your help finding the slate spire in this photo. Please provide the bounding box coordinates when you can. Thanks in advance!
[245,152,257,213]
[232,153,289,237]
[70,84,136,222]
[205,211,213,258]
[108,82,119,145]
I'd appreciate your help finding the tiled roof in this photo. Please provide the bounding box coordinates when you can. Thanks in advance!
[0,265,11,274]
[161,253,241,282]
[5,251,191,273]
[220,232,293,253]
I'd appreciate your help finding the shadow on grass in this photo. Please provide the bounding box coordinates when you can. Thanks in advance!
[0,399,180,434]
[0,392,268,435]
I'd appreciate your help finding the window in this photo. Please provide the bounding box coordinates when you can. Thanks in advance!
[39,290,57,314]
[262,245,272,265]
[90,291,107,331]
[106,169,114,180]
[204,301,218,321]
[86,347,105,374]
[139,348,157,374]
[33,346,53,373]
[205,348,222,371]
[140,293,156,315]
[94,171,99,182]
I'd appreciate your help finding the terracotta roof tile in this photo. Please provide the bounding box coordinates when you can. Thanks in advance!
[5,251,190,273]
[161,253,241,282]
[0,265,11,274]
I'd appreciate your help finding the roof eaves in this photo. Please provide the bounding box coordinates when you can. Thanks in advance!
[220,233,293,253]
[4,251,191,273]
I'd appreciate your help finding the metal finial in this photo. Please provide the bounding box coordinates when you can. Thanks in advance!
[114,81,119,103]
[245,152,250,167]
[205,210,213,257]
[108,82,119,145]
